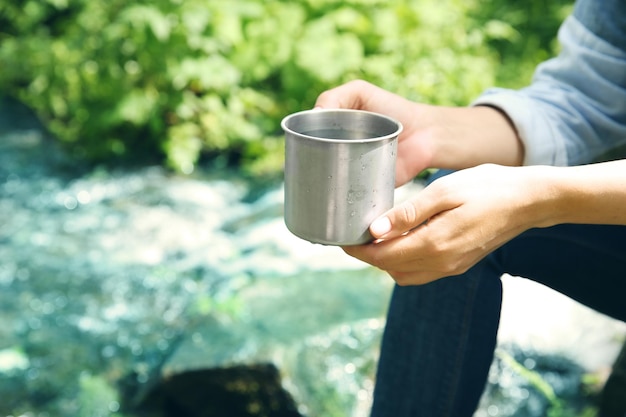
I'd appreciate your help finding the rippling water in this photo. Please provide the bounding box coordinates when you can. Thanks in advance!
[0,101,388,416]
[0,128,247,414]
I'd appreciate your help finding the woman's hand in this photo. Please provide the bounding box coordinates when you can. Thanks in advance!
[315,80,525,185]
[343,164,555,285]
[315,80,437,186]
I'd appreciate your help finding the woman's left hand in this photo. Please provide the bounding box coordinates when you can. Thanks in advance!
[343,164,555,285]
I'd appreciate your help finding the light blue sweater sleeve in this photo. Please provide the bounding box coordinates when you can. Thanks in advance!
[472,13,626,166]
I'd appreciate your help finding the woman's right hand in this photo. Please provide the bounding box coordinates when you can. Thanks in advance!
[314,80,438,187]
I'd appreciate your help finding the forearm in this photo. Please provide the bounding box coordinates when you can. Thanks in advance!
[424,105,525,170]
[542,160,626,226]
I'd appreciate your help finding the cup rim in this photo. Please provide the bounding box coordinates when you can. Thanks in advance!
[281,108,403,144]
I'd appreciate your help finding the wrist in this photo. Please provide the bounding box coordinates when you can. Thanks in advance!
[521,166,567,228]
[541,161,626,226]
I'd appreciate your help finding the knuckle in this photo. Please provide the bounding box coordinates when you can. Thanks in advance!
[399,202,419,227]
[316,89,334,103]
[450,260,472,276]
[370,253,391,271]
[349,79,369,89]
[389,271,410,286]
[438,256,471,277]
[440,262,459,276]
[422,236,447,257]
[430,175,455,197]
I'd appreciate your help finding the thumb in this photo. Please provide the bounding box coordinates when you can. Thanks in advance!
[369,191,443,239]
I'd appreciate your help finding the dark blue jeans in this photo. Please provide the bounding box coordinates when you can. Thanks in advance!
[370,206,626,417]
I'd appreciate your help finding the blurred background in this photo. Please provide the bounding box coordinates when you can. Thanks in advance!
[1,0,625,416]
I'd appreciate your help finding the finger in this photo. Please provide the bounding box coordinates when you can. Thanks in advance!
[341,244,375,266]
[387,270,444,286]
[343,242,443,286]
[370,185,456,240]
[343,230,425,270]
[384,199,432,238]
[314,79,377,110]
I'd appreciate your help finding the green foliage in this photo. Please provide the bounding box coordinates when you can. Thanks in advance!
[0,0,568,175]
[466,0,573,88]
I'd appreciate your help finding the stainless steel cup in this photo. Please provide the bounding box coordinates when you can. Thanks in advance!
[282,109,402,245]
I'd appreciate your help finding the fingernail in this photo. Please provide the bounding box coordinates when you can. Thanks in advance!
[370,216,391,237]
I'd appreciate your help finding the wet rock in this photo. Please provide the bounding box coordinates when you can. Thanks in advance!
[478,345,589,417]
[130,269,391,417]
[135,364,302,417]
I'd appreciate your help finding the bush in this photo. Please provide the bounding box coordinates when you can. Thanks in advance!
[0,0,570,176]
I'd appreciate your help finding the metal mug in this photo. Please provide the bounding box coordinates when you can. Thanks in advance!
[282,109,402,245]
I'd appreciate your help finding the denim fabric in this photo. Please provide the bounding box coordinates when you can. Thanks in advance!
[370,259,503,417]
[472,0,626,166]
[573,0,626,49]
[371,224,626,417]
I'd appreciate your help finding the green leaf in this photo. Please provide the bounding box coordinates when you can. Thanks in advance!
[296,19,364,82]
[484,19,520,42]
[115,88,159,125]
[121,5,172,42]
[171,56,241,92]
[165,122,203,174]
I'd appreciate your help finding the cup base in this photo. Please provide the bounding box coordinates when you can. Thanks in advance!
[285,222,374,246]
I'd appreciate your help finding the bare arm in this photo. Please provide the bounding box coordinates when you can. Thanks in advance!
[425,105,524,169]
[547,159,626,225]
